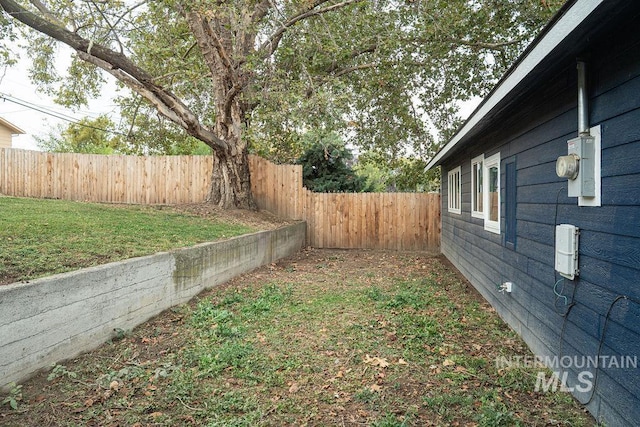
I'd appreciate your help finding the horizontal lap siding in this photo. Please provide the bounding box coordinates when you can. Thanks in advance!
[441,20,640,426]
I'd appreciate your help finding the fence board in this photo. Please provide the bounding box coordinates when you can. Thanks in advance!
[0,148,211,205]
[0,148,440,250]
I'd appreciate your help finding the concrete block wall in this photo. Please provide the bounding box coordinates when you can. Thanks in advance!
[0,222,306,387]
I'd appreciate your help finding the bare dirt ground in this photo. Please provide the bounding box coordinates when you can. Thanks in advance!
[171,204,297,231]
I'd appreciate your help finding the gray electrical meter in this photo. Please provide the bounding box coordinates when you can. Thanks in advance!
[566,135,595,198]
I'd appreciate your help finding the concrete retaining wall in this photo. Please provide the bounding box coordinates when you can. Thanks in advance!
[0,222,306,387]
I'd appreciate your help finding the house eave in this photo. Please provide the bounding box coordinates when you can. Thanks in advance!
[0,117,26,135]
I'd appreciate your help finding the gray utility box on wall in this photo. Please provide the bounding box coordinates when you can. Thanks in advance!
[567,135,596,198]
[555,224,579,280]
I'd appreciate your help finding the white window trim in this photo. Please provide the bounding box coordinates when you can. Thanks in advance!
[483,153,500,234]
[447,166,461,214]
[471,154,484,219]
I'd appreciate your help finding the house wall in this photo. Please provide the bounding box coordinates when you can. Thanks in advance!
[440,17,640,427]
[0,127,12,148]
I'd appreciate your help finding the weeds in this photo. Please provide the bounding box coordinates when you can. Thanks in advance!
[47,365,77,381]
[0,250,595,426]
[1,383,22,410]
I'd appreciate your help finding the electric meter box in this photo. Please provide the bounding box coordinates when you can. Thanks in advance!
[567,135,595,198]
[555,224,579,280]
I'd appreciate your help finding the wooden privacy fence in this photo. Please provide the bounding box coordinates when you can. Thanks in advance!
[0,148,212,204]
[0,148,440,250]
[249,156,440,251]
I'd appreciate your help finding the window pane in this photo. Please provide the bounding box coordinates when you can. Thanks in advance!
[489,166,498,221]
[447,167,461,214]
[475,162,483,212]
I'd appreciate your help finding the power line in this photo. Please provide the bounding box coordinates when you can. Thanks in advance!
[1,92,84,122]
[0,92,127,137]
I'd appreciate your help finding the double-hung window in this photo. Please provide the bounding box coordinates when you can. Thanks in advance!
[471,155,484,218]
[483,153,500,234]
[447,166,461,214]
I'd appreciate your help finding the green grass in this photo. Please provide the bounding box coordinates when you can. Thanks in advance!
[0,196,255,284]
[0,250,597,426]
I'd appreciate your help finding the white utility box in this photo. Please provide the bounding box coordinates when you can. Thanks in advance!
[555,224,579,280]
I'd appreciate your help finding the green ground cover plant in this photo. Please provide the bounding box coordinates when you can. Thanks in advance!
[0,249,596,426]
[0,196,255,285]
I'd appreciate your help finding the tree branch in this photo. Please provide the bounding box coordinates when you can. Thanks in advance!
[251,0,271,25]
[259,0,363,58]
[28,0,64,27]
[306,62,376,98]
[0,0,229,151]
[89,2,125,54]
[445,37,522,51]
[332,62,376,79]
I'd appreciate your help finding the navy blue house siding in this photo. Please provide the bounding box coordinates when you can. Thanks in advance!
[439,6,640,427]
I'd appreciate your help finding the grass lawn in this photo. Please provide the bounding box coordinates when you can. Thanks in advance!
[0,196,255,285]
[0,249,595,426]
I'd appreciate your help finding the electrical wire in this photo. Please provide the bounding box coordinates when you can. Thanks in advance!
[0,92,127,137]
[573,295,640,406]
[1,92,85,122]
[553,278,568,307]
[552,187,640,407]
[552,187,576,316]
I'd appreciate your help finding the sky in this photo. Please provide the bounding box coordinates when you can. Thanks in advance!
[0,47,118,151]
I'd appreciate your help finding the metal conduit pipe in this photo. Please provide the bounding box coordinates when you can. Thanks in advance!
[577,60,590,135]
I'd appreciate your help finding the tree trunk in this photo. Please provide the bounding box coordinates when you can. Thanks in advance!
[207,146,255,209]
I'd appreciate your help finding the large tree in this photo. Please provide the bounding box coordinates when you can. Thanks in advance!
[0,0,562,207]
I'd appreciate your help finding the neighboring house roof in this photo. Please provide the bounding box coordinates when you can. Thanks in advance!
[0,116,26,135]
[425,0,626,170]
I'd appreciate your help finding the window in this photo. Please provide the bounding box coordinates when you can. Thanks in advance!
[447,166,461,214]
[483,153,500,233]
[471,155,484,218]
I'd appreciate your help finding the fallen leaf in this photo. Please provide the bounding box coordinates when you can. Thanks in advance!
[288,382,300,393]
[363,354,390,368]
[150,412,164,418]
[397,358,408,365]
[109,380,120,391]
[443,359,455,367]
[369,384,382,392]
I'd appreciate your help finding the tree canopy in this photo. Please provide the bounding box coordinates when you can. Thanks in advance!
[297,131,371,193]
[36,115,120,154]
[0,0,563,206]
